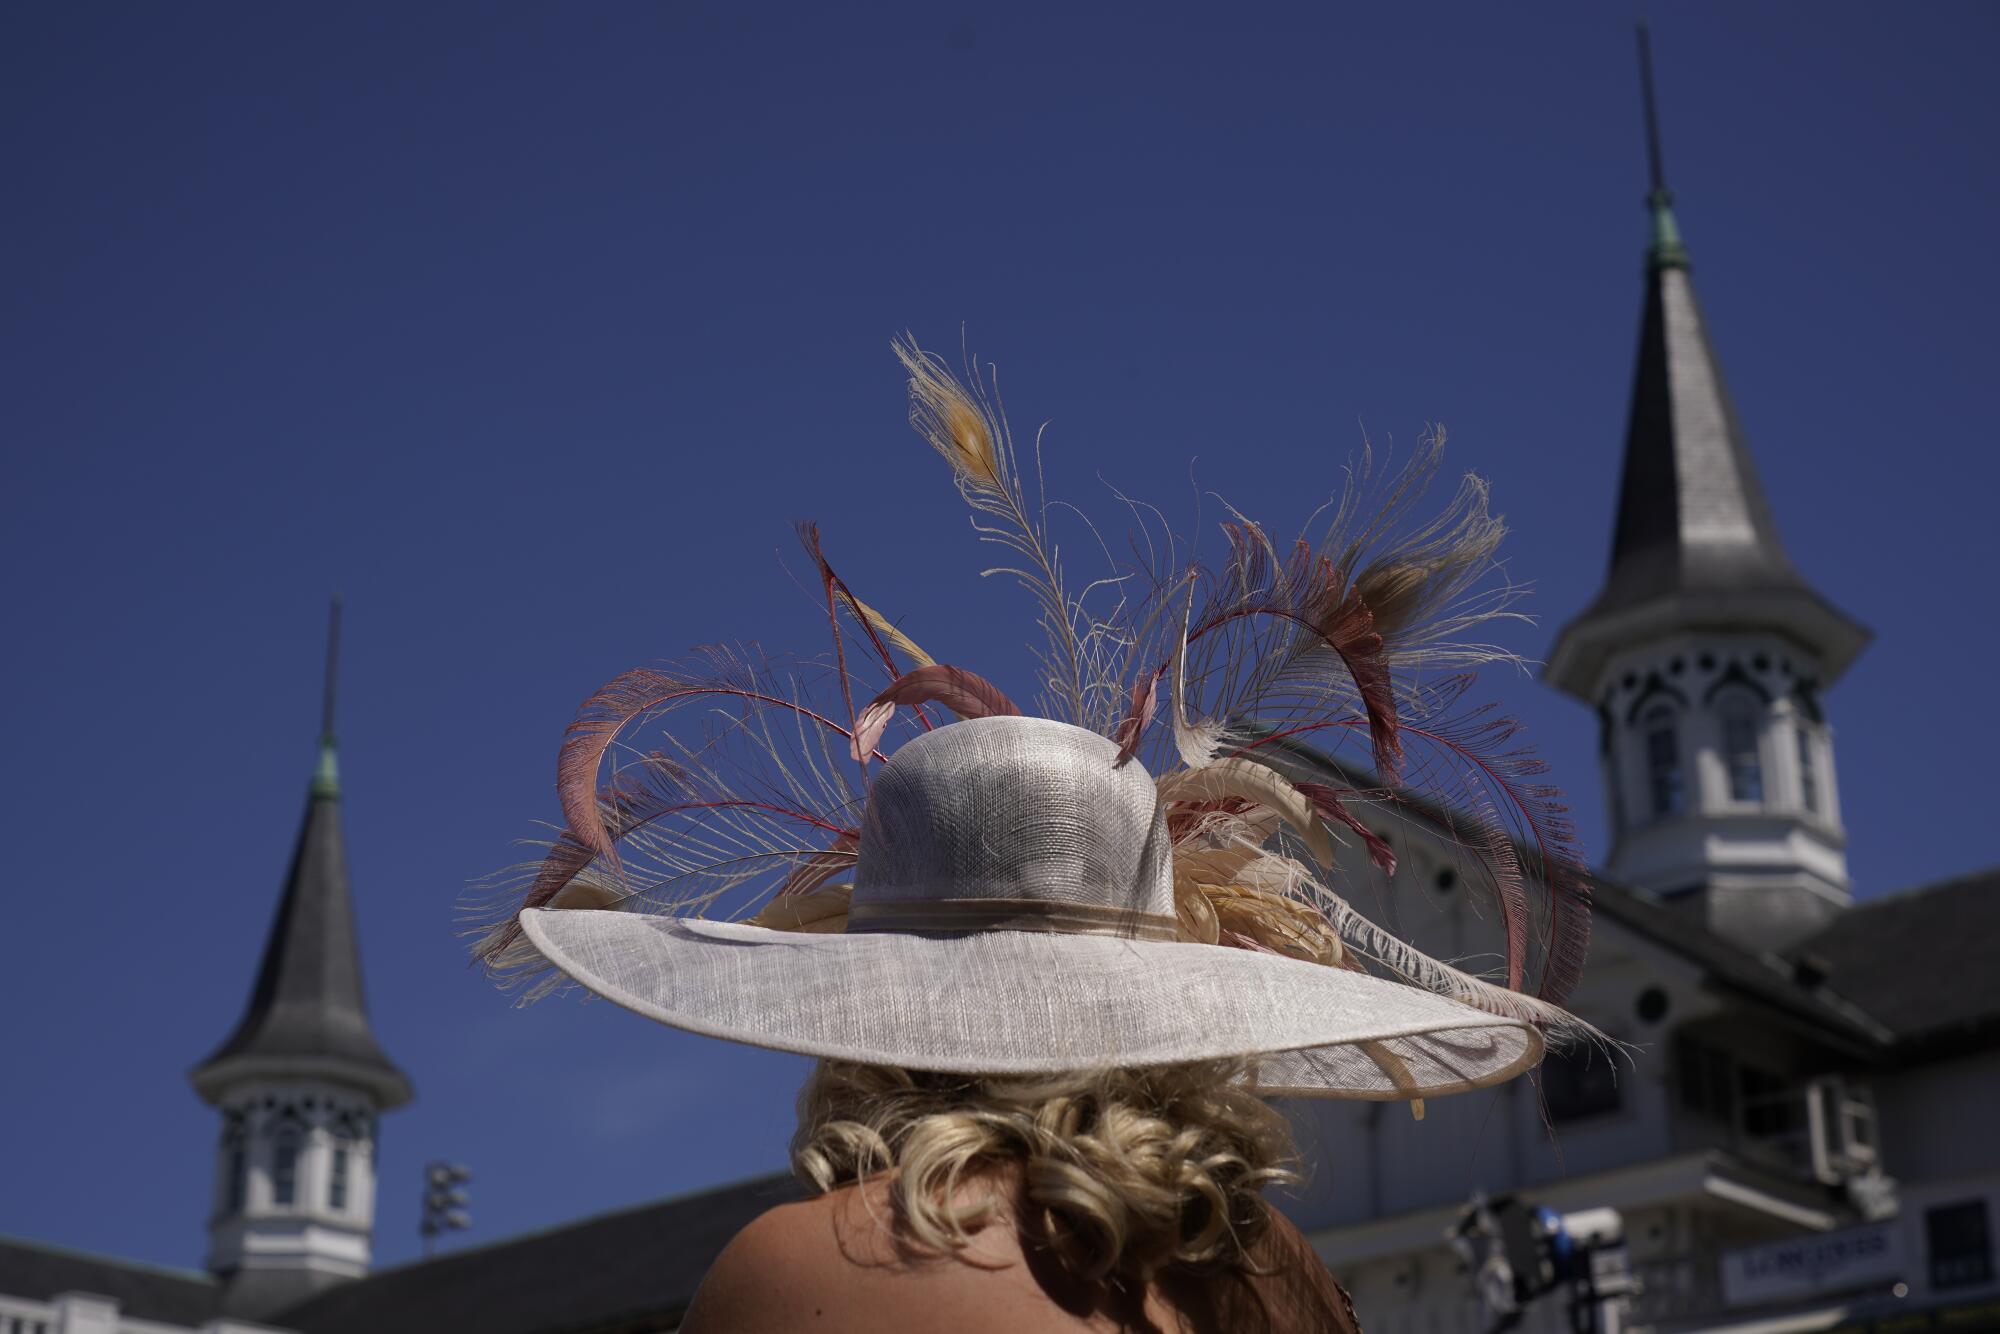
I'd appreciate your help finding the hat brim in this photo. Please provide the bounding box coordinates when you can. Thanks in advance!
[521,909,1543,1099]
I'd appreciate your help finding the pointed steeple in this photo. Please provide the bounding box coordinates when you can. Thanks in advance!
[1546,26,1868,699]
[191,599,410,1109]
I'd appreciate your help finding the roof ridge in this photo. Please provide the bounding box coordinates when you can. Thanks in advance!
[354,1170,796,1277]
[1843,863,2000,912]
[0,1233,217,1284]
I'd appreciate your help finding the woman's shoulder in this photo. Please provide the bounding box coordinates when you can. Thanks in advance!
[678,1179,1045,1334]
[681,1184,1360,1334]
[674,1193,850,1332]
[677,1190,863,1333]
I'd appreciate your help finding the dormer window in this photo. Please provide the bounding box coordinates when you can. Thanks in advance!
[1718,692,1765,803]
[1643,705,1684,816]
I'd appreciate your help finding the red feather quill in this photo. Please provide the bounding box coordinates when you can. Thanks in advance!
[1110,673,1160,764]
[1294,782,1399,875]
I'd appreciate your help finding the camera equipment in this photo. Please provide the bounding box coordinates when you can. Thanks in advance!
[1449,1194,1639,1334]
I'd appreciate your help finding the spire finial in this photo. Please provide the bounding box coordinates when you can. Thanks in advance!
[1636,21,1689,270]
[313,595,343,798]
[1638,21,1667,196]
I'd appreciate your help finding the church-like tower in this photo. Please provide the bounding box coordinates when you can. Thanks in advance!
[1546,30,1869,954]
[189,601,412,1320]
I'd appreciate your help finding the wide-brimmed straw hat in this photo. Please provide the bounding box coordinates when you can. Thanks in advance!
[477,335,1595,1106]
[521,715,1542,1098]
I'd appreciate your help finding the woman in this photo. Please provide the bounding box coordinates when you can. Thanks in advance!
[691,1060,1361,1332]
[476,338,1593,1332]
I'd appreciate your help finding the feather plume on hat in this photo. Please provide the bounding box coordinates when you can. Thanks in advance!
[468,335,1599,1057]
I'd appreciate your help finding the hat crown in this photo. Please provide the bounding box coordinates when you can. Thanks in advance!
[854,716,1173,918]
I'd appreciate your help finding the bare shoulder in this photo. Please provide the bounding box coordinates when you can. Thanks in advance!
[682,1185,1356,1334]
[679,1179,1043,1334]
[677,1193,863,1334]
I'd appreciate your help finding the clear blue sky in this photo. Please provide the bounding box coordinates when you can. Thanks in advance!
[3,0,1994,1275]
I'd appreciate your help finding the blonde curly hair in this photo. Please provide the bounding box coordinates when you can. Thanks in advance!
[790,1059,1300,1284]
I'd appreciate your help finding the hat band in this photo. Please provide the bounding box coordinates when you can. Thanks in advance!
[847,897,1183,942]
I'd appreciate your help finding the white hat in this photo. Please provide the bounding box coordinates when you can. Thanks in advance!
[521,716,1543,1099]
[477,336,1595,1103]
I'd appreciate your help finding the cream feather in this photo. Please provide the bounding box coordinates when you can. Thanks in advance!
[1203,882,1348,967]
[749,882,854,934]
[1358,1039,1427,1120]
[895,336,1002,491]
[1210,848,1607,1049]
[1157,758,1336,867]
[1172,879,1221,945]
[892,333,1098,725]
[837,590,936,669]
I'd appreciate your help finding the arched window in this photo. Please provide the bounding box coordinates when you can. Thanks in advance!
[272,1128,301,1207]
[1797,723,1821,815]
[1643,705,1684,817]
[1717,693,1765,803]
[329,1145,350,1211]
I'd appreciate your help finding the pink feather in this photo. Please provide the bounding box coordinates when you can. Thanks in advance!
[847,664,1022,761]
[1308,564,1402,782]
[559,663,871,864]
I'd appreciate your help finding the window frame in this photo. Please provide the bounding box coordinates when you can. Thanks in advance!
[226,1146,248,1214]
[1928,1199,1995,1291]
[1641,703,1686,818]
[1795,720,1821,816]
[271,1126,302,1208]
[1716,689,1766,805]
[329,1144,350,1212]
[1542,1039,1625,1123]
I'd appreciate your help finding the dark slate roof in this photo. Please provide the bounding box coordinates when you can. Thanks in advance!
[1586,875,1891,1051]
[1546,205,1868,697]
[0,1236,220,1327]
[1793,865,2000,1055]
[1586,859,2000,1060]
[190,746,411,1108]
[1597,259,1796,607]
[275,1173,805,1334]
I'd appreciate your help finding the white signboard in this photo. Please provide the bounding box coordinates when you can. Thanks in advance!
[1721,1222,1905,1308]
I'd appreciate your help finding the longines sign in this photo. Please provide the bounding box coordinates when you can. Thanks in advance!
[1723,1222,1905,1307]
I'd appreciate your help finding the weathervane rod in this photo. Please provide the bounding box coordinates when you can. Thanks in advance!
[1637,21,1667,195]
[321,594,343,742]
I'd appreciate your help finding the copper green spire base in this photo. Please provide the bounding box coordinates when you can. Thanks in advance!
[1648,188,1689,271]
[313,595,343,798]
[312,736,341,799]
